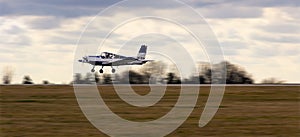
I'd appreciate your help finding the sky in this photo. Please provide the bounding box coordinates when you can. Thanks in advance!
[0,0,299,84]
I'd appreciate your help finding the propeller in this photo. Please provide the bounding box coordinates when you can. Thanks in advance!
[78,56,88,67]
[79,49,88,65]
[83,56,88,62]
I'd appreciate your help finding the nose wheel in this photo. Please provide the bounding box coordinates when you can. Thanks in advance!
[99,66,104,73]
[92,66,115,73]
[99,69,104,73]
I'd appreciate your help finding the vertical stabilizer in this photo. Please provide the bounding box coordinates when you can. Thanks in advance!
[137,45,147,59]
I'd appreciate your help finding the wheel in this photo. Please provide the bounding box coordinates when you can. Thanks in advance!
[91,69,95,72]
[99,69,104,73]
[112,68,116,73]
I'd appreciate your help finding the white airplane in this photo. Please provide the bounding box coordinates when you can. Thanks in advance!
[78,45,152,73]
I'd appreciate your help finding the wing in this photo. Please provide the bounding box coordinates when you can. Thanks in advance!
[141,59,154,62]
[103,57,137,66]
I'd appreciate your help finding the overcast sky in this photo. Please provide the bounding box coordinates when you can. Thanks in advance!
[0,0,299,84]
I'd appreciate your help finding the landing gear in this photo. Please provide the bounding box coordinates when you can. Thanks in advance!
[99,66,104,73]
[91,66,95,72]
[112,68,116,73]
[111,65,116,73]
[91,66,116,73]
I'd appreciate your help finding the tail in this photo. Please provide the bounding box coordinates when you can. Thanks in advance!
[137,45,147,60]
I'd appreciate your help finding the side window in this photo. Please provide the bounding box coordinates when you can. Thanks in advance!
[101,53,106,59]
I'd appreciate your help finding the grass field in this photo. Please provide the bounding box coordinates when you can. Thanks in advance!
[1,85,299,137]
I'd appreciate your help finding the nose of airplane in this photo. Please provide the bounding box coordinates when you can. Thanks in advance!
[78,56,88,63]
[83,56,88,62]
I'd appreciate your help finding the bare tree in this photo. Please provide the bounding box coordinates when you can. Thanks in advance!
[84,72,94,84]
[103,74,112,84]
[94,72,101,84]
[140,61,167,75]
[113,73,121,84]
[118,70,144,84]
[166,72,181,84]
[2,66,14,84]
[221,61,253,84]
[201,61,254,84]
[73,73,83,84]
[261,78,285,84]
[43,80,50,84]
[73,73,96,84]
[23,75,33,84]
[139,61,167,84]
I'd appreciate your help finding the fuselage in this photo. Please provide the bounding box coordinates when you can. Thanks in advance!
[80,55,146,66]
[78,45,150,73]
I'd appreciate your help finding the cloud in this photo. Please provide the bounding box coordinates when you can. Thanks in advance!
[0,0,299,83]
[3,24,25,34]
[26,16,63,29]
[0,17,32,46]
[259,23,300,34]
[197,4,263,18]
[251,34,300,44]
[246,8,300,44]
[28,0,121,7]
[209,0,300,7]
[280,7,300,18]
[45,36,78,45]
[0,0,193,18]
[254,8,300,34]
[1,0,299,19]
[0,0,105,18]
[220,40,248,55]
[203,6,300,83]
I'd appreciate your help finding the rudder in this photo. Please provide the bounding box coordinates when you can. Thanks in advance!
[137,45,147,59]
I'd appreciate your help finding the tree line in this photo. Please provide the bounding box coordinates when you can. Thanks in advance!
[2,61,285,85]
[72,61,255,84]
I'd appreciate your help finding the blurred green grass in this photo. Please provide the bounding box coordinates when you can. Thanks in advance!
[0,85,299,137]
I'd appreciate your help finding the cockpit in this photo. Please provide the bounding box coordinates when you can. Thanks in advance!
[100,52,112,59]
[100,52,125,59]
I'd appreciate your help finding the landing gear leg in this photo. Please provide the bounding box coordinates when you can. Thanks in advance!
[91,66,95,72]
[99,66,104,73]
[111,66,116,73]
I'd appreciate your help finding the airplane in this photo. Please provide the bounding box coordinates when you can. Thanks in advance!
[78,45,152,73]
